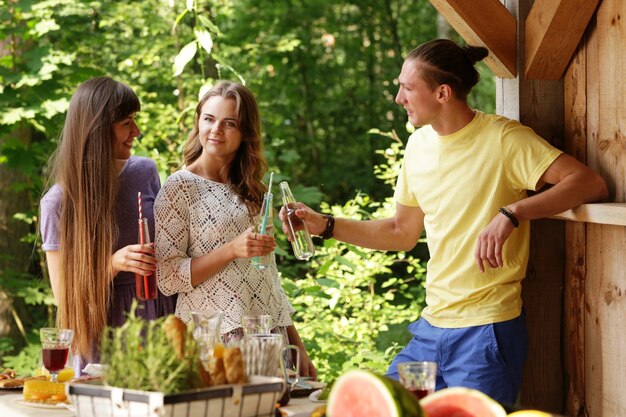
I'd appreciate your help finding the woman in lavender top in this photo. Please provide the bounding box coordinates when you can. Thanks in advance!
[40,77,176,369]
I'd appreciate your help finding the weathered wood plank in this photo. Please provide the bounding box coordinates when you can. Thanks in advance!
[562,35,587,417]
[552,203,626,226]
[585,225,626,417]
[525,0,601,79]
[428,0,517,77]
[563,222,587,417]
[523,218,565,413]
[583,1,626,416]
[590,0,626,204]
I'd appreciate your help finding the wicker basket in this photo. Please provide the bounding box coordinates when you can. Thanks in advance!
[68,376,284,417]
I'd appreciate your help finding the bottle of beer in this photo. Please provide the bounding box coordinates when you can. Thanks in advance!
[279,181,315,260]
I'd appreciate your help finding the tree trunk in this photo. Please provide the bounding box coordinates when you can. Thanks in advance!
[0,28,33,353]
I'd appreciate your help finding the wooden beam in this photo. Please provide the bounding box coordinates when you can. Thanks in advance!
[551,203,626,226]
[525,0,601,80]
[428,0,517,78]
[562,38,587,417]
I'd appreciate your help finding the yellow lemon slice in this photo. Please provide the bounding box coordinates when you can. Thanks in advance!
[36,367,75,382]
[508,411,554,417]
[57,367,75,382]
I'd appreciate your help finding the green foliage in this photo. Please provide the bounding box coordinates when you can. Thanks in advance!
[101,306,202,394]
[215,0,440,201]
[281,141,427,382]
[1,331,41,375]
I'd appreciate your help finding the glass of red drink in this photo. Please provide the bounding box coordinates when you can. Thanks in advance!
[135,218,157,301]
[40,327,74,383]
[398,361,437,400]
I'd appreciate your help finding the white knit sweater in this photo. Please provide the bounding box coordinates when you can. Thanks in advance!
[154,170,294,334]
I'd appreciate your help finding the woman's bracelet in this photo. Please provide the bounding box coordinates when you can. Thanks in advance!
[320,214,335,240]
[499,207,519,228]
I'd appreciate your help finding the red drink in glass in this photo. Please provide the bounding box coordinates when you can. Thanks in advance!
[42,347,69,372]
[135,218,157,301]
[135,273,158,301]
[409,388,430,400]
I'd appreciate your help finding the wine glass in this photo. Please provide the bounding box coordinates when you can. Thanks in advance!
[40,328,74,383]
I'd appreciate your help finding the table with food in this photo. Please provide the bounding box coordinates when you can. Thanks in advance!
[0,310,560,417]
[0,310,327,417]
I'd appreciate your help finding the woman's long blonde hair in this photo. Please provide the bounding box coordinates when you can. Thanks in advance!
[47,77,140,360]
[182,81,267,213]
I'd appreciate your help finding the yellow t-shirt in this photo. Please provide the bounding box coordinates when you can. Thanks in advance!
[394,111,562,328]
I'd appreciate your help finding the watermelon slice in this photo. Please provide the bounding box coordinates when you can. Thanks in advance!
[326,369,423,417]
[420,387,507,417]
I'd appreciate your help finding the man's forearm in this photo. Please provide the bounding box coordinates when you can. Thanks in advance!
[509,170,607,221]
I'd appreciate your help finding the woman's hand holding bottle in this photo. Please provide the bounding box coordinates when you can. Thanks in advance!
[111,243,156,277]
[227,226,276,260]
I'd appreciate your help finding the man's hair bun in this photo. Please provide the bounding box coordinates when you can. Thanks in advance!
[462,45,489,63]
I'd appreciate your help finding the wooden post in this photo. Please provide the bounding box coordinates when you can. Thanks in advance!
[498,0,565,413]
[581,1,626,416]
[563,36,588,417]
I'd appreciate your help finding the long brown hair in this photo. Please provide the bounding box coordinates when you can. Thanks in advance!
[183,80,267,213]
[406,39,488,100]
[46,76,140,359]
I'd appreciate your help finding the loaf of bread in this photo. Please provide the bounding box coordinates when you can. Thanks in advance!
[223,347,247,384]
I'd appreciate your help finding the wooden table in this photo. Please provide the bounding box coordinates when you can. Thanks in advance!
[0,391,75,416]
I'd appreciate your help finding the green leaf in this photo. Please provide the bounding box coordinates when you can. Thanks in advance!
[316,277,340,288]
[0,108,36,125]
[15,74,42,88]
[197,15,221,35]
[335,255,357,271]
[195,29,213,54]
[33,18,60,36]
[317,260,333,276]
[41,98,69,119]
[172,9,188,31]
[172,40,197,77]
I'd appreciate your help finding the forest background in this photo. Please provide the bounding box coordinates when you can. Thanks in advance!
[0,0,494,382]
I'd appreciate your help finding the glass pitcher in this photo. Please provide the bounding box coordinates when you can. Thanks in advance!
[186,310,224,370]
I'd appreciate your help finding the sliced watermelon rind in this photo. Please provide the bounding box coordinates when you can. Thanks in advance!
[420,387,507,417]
[327,369,399,417]
[326,369,423,417]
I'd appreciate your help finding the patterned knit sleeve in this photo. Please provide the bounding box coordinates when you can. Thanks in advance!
[154,174,194,295]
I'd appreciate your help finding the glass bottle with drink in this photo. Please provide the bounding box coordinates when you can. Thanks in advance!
[135,218,157,300]
[252,192,274,270]
[279,181,315,260]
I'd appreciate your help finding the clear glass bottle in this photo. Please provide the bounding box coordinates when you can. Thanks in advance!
[279,181,315,260]
[252,192,274,270]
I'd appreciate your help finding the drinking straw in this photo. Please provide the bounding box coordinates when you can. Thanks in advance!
[138,192,144,244]
[138,192,149,297]
[259,172,274,235]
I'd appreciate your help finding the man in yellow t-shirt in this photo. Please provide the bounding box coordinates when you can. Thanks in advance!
[280,39,607,404]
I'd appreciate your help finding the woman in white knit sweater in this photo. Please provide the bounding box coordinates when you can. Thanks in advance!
[154,81,316,378]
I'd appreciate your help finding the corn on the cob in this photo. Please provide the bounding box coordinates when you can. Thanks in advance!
[23,379,68,404]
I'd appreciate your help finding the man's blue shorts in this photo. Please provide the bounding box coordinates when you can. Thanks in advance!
[386,312,528,405]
